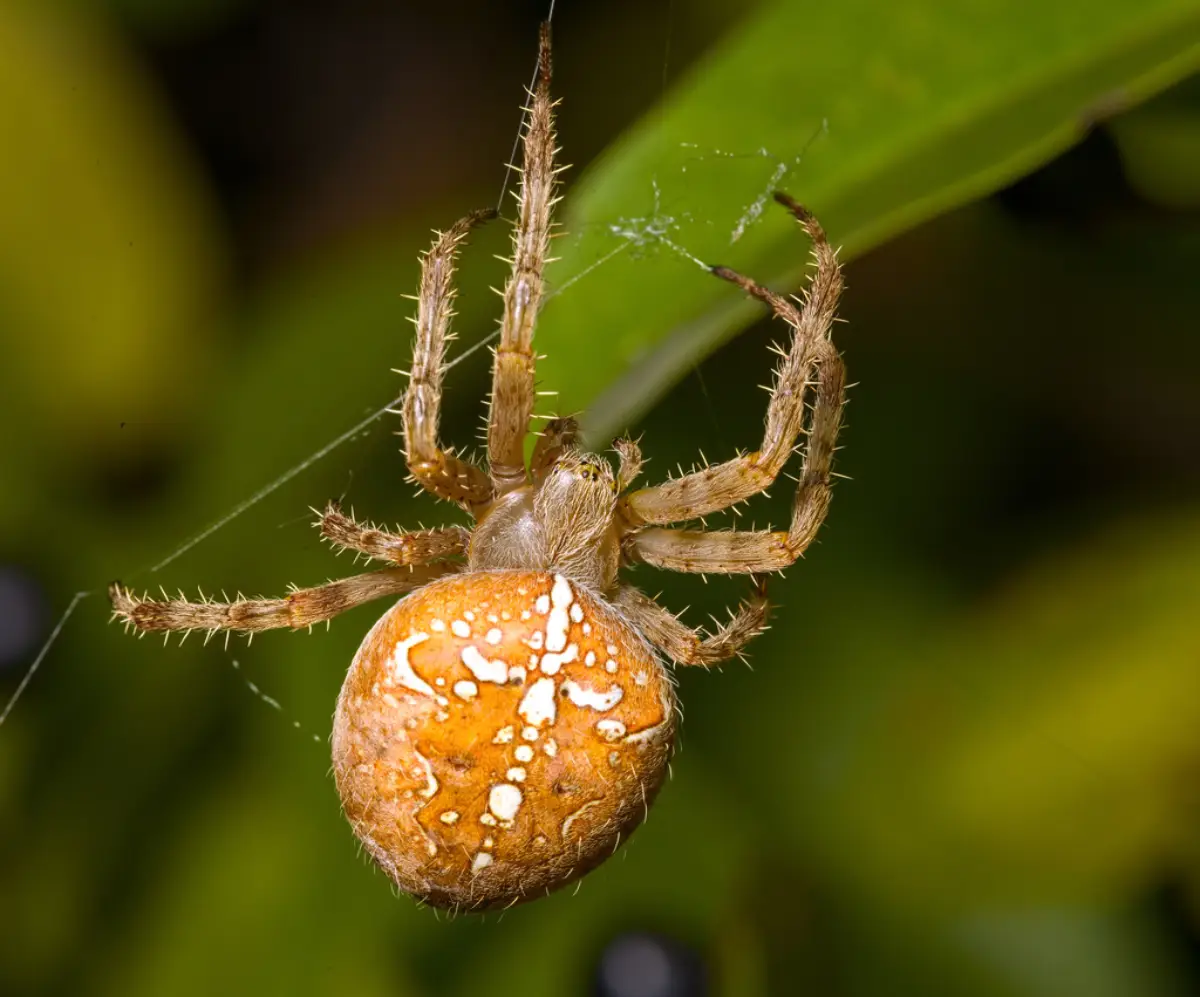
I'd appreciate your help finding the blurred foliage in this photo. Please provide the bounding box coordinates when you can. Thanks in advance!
[1110,77,1200,209]
[536,0,1200,440]
[1,1,1199,996]
[0,1,224,520]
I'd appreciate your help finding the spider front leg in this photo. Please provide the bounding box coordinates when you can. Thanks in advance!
[619,195,844,529]
[623,322,843,574]
[319,501,469,567]
[488,22,558,494]
[615,581,770,667]
[403,209,496,513]
[109,564,456,636]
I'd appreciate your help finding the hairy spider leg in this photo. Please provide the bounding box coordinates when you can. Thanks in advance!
[488,22,558,494]
[110,564,458,635]
[319,501,470,567]
[614,579,770,667]
[403,209,497,511]
[620,195,845,574]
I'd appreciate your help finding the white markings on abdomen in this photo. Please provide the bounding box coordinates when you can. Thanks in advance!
[390,633,433,696]
[546,574,574,652]
[518,676,557,727]
[561,679,624,711]
[539,643,578,676]
[461,645,508,684]
[488,783,523,821]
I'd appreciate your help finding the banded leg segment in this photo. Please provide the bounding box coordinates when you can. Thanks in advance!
[625,306,845,574]
[488,22,558,494]
[620,195,844,527]
[530,417,578,480]
[109,564,457,635]
[403,209,495,511]
[627,528,792,574]
[615,582,770,668]
[319,502,469,567]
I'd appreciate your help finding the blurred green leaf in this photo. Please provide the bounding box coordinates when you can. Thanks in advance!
[536,0,1200,441]
[1109,80,1200,208]
[755,512,1200,911]
[0,3,224,488]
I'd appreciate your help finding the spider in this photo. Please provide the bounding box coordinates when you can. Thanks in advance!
[109,23,845,912]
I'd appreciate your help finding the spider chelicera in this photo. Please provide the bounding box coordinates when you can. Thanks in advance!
[110,23,845,912]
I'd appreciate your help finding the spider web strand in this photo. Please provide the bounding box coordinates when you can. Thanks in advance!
[0,590,90,728]
[143,330,501,578]
[495,0,558,214]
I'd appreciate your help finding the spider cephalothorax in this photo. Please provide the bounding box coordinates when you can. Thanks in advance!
[110,23,846,912]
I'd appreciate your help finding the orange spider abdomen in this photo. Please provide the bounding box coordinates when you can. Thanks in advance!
[331,570,676,911]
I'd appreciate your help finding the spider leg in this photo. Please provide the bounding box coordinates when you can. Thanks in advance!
[488,22,558,495]
[619,196,844,528]
[623,322,842,573]
[319,501,470,567]
[626,527,800,574]
[109,564,457,635]
[404,209,496,513]
[614,581,770,668]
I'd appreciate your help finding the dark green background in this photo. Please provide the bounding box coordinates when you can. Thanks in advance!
[2,1,1199,994]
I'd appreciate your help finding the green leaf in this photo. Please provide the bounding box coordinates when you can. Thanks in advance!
[757,512,1200,910]
[0,3,225,475]
[536,0,1200,442]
